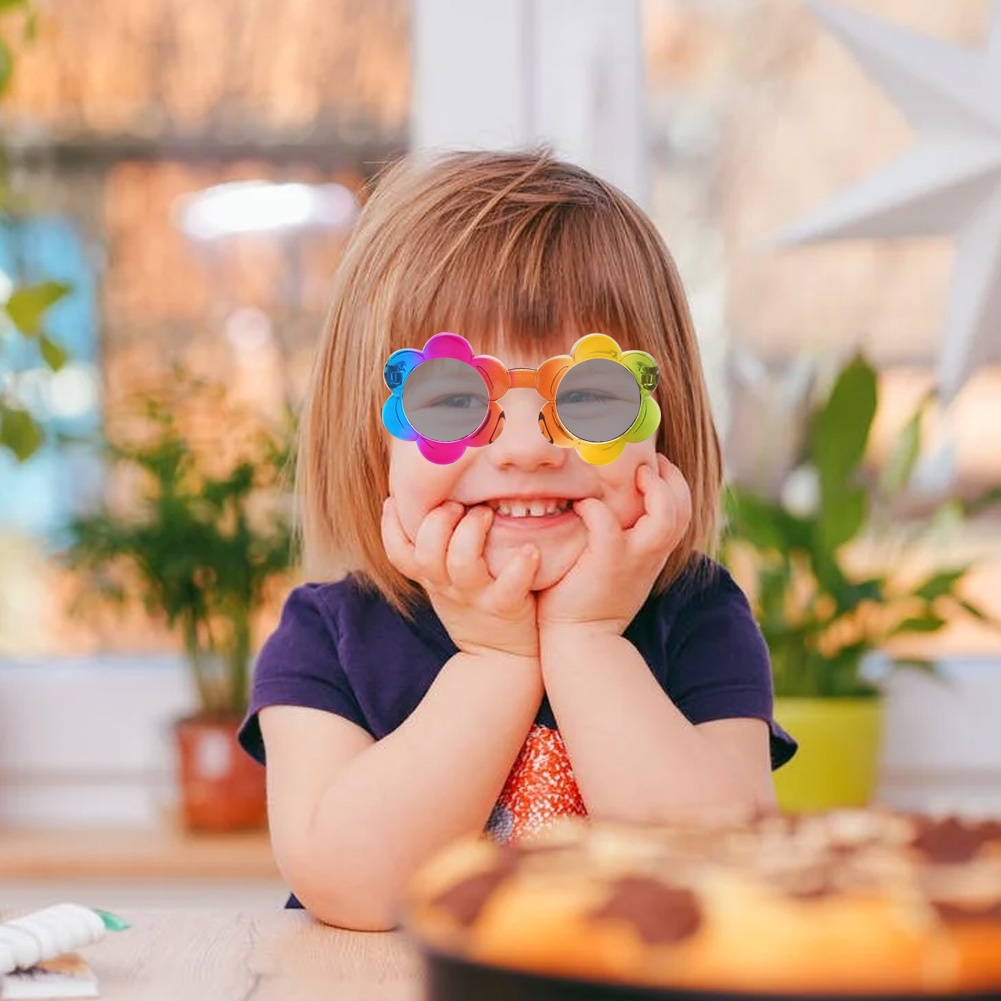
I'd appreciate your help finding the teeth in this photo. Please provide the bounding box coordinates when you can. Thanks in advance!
[491,499,572,518]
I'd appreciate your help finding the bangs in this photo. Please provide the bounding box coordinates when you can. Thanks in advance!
[383,186,659,366]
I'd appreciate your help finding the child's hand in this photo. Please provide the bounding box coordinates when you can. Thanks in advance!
[536,454,692,637]
[382,497,541,661]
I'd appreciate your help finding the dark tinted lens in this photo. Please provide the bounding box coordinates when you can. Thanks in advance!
[401,358,490,442]
[555,359,641,443]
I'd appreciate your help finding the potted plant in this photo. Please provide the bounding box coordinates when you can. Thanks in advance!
[722,353,996,811]
[63,370,295,831]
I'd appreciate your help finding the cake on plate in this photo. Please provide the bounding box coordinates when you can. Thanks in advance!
[404,809,1001,999]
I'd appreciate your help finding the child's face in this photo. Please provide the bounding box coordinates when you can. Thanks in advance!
[386,343,658,590]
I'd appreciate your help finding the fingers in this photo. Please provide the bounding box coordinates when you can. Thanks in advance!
[381,497,420,580]
[446,505,494,592]
[383,498,497,596]
[412,501,466,587]
[657,455,693,545]
[630,456,692,556]
[492,544,540,610]
[572,496,623,562]
[661,454,693,535]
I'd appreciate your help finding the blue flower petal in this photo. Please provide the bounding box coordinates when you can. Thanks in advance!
[382,395,418,440]
[383,349,425,393]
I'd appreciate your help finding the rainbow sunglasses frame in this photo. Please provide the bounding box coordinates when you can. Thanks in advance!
[382,332,661,465]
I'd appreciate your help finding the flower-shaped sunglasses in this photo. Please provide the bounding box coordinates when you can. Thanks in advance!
[382,332,660,465]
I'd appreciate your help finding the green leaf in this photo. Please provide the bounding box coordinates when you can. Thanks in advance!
[725,489,791,552]
[891,658,951,688]
[817,484,868,552]
[825,643,876,697]
[892,658,938,676]
[889,613,948,637]
[5,281,72,336]
[758,565,792,621]
[821,572,884,616]
[879,394,930,496]
[809,355,877,496]
[39,335,67,371]
[963,485,1001,518]
[913,567,969,602]
[0,36,11,95]
[807,541,846,600]
[0,402,44,460]
[955,599,1001,630]
[957,599,987,621]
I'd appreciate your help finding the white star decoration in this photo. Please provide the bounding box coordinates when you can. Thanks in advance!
[777,0,1001,403]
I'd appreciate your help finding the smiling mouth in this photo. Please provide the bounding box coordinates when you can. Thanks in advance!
[483,498,575,519]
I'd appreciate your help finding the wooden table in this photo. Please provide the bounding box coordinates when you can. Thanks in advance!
[8,909,426,1001]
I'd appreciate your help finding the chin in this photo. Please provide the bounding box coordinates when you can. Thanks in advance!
[484,539,580,591]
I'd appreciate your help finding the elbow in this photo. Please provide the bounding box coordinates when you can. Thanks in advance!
[271,820,402,931]
[293,882,404,932]
[282,856,406,932]
[311,902,401,933]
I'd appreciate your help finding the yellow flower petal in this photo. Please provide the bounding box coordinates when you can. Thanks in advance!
[571,333,622,362]
[576,439,626,465]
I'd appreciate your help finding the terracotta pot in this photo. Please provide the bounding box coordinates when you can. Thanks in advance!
[173,714,267,832]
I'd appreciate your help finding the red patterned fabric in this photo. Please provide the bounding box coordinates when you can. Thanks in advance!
[485,724,588,843]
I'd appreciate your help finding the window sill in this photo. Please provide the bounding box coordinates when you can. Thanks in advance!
[0,823,279,880]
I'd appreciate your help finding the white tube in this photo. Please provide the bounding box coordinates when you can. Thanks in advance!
[0,905,108,975]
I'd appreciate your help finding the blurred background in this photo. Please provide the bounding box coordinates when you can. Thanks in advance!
[1,0,999,908]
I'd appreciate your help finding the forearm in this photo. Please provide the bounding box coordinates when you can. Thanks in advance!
[540,627,753,822]
[298,651,542,929]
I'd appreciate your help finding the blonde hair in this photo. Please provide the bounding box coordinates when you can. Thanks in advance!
[299,149,722,618]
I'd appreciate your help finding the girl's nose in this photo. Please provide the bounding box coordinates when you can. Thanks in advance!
[487,390,566,470]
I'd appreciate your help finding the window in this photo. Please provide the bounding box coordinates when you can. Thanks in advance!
[0,215,101,546]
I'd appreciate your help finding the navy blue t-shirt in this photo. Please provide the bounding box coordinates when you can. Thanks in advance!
[238,557,797,909]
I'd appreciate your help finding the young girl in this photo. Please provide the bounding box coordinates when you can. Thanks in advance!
[238,149,797,931]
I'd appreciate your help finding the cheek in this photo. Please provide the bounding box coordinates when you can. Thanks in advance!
[390,491,424,543]
[387,448,431,541]
[388,444,466,541]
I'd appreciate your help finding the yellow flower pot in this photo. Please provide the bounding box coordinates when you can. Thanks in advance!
[772,696,884,812]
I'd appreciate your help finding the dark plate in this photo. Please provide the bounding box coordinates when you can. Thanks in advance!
[422,948,1001,1001]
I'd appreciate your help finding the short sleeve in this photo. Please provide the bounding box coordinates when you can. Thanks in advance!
[237,585,368,765]
[666,571,798,770]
